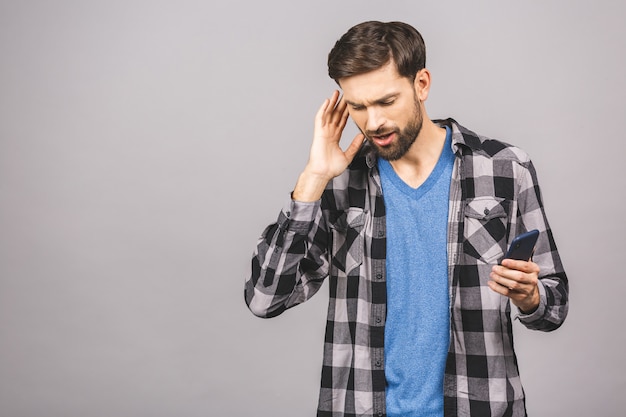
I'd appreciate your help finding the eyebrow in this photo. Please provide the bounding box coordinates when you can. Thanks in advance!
[345,93,399,108]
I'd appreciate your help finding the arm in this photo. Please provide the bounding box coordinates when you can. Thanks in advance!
[245,199,329,318]
[489,160,569,331]
[245,91,364,318]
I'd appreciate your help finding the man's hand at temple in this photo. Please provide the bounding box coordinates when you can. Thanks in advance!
[292,90,364,202]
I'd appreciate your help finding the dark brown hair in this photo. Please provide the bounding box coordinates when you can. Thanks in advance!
[328,21,426,83]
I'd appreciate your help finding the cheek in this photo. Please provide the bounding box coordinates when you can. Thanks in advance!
[390,109,411,129]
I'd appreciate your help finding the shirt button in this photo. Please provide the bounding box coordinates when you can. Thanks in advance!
[375,360,381,367]
[376,273,382,280]
[484,208,490,215]
[377,230,384,237]
[375,317,381,324]
[377,412,383,417]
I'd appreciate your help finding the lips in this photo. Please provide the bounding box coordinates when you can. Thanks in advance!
[371,132,395,147]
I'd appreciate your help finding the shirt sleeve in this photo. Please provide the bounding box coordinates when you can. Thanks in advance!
[244,196,330,318]
[515,160,569,331]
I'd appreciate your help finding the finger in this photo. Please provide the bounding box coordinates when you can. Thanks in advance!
[326,94,347,126]
[488,279,510,295]
[500,258,540,274]
[487,280,523,299]
[315,98,331,124]
[341,99,350,122]
[494,261,539,279]
[497,277,524,292]
[492,267,539,294]
[335,101,350,129]
[324,91,341,121]
[331,97,348,124]
[492,265,531,285]
[344,133,365,162]
[490,271,514,290]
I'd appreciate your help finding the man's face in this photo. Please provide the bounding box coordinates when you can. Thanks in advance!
[340,61,423,161]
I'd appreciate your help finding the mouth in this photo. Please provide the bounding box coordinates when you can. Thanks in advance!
[370,132,395,147]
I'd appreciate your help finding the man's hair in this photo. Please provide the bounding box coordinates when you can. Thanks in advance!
[328,21,426,83]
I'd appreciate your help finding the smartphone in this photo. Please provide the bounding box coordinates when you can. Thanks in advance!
[502,229,539,262]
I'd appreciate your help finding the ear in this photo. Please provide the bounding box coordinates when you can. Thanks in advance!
[413,68,432,102]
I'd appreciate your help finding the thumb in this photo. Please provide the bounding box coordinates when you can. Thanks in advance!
[344,133,365,162]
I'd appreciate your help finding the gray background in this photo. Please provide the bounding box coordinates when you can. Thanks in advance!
[1,1,624,416]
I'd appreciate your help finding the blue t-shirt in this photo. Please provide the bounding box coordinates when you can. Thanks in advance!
[380,126,454,417]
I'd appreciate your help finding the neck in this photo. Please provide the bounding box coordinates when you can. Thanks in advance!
[388,118,447,188]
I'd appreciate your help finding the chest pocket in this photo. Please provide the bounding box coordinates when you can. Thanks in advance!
[463,197,510,264]
[329,208,365,275]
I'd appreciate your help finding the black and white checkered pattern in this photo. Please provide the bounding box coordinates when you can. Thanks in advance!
[246,119,568,417]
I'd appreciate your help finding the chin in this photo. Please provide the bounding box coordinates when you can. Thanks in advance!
[375,146,405,161]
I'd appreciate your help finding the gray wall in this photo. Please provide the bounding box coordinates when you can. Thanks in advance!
[1,1,624,416]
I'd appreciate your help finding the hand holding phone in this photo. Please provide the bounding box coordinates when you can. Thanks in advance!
[502,229,539,262]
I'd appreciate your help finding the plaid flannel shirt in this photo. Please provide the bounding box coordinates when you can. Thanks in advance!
[245,119,569,417]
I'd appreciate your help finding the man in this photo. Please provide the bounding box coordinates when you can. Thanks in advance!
[245,21,568,417]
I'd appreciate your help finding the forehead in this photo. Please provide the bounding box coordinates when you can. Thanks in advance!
[339,61,413,104]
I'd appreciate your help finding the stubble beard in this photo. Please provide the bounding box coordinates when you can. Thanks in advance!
[366,95,423,161]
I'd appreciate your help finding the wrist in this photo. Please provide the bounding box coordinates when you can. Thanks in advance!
[517,289,540,314]
[292,170,331,202]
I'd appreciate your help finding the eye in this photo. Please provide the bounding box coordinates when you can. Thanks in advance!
[350,104,365,111]
[380,100,394,106]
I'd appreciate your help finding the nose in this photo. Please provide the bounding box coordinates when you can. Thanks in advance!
[365,107,385,133]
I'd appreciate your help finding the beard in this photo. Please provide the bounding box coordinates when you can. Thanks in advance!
[364,95,423,161]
